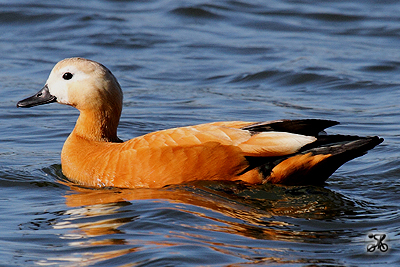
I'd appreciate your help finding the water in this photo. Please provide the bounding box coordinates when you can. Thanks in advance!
[1,0,400,265]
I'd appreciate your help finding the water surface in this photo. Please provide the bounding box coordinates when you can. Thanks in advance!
[1,0,399,266]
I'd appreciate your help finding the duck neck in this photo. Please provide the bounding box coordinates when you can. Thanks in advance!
[73,108,122,143]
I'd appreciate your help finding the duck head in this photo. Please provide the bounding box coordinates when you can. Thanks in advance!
[17,58,123,142]
[17,57,123,110]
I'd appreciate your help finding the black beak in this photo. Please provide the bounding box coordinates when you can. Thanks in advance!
[17,85,57,108]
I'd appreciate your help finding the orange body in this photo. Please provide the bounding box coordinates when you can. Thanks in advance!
[61,120,315,188]
[17,58,383,189]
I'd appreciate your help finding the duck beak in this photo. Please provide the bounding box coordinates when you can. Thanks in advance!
[17,85,57,108]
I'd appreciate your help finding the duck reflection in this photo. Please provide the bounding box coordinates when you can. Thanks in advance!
[44,177,357,265]
[60,180,354,239]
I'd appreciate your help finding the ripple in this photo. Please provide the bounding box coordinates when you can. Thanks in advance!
[170,6,223,19]
[230,70,282,83]
[242,19,309,32]
[230,69,339,87]
[0,10,59,24]
[89,32,168,49]
[306,12,365,22]
[338,26,400,37]
[359,61,400,72]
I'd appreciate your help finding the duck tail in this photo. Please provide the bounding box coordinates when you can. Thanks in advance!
[259,135,383,186]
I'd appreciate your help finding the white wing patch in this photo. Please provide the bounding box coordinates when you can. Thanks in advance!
[238,131,316,157]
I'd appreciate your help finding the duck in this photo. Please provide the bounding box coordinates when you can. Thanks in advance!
[17,57,383,188]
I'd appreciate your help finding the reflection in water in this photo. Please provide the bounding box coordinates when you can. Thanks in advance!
[35,179,359,265]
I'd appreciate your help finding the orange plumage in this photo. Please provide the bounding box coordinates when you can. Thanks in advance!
[17,58,383,188]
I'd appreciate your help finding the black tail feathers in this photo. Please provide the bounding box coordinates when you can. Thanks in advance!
[242,119,383,186]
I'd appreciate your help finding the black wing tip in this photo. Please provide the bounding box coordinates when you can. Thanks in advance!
[305,135,384,158]
[365,136,384,148]
[242,118,340,136]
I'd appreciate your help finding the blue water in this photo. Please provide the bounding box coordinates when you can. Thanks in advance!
[1,0,400,266]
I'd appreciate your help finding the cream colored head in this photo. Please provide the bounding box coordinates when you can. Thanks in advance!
[46,57,123,112]
[18,58,124,142]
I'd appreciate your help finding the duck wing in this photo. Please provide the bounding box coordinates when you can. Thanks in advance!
[239,119,383,185]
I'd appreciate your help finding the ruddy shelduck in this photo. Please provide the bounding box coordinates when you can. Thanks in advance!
[17,58,383,188]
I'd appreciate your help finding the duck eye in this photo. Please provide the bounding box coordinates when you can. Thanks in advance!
[62,72,73,80]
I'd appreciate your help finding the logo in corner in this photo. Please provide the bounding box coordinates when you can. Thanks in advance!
[367,233,388,252]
